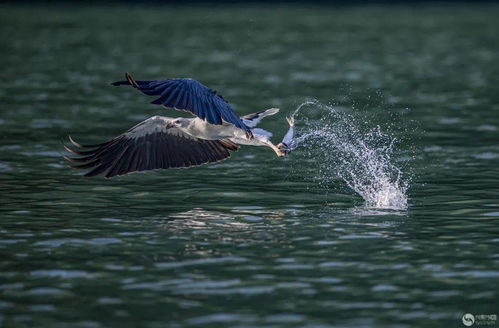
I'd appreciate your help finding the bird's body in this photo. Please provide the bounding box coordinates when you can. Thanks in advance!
[176,117,241,140]
[64,73,287,178]
[176,112,282,154]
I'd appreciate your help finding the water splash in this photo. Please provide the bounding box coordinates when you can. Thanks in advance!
[293,101,409,210]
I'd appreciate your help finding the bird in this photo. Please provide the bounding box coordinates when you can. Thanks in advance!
[64,72,286,178]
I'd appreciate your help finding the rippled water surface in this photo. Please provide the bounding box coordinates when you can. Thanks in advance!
[1,4,499,327]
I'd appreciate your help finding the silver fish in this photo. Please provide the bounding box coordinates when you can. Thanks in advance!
[277,101,315,155]
[277,115,296,155]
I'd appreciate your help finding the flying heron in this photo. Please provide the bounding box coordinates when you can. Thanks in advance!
[64,73,288,178]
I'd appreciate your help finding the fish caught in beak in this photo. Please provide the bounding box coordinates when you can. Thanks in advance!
[277,142,291,156]
[277,115,297,156]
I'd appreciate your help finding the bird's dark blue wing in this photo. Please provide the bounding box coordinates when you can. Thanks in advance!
[112,73,251,134]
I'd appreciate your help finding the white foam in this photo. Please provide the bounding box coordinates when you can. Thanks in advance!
[293,102,409,210]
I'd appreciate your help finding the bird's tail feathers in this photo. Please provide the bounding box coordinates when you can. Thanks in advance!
[242,108,280,128]
[252,128,273,139]
[262,107,280,116]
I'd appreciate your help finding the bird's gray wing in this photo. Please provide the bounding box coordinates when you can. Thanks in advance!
[63,116,239,178]
[112,73,252,137]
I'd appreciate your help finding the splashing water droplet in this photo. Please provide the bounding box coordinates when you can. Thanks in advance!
[293,102,409,210]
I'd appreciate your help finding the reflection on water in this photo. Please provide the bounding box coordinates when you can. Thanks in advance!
[1,4,499,328]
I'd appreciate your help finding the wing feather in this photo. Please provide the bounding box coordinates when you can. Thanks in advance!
[64,116,239,178]
[112,73,251,135]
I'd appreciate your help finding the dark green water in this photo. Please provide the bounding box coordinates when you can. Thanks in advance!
[1,4,499,327]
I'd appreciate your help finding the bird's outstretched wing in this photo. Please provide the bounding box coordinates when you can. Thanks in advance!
[112,73,252,137]
[63,116,239,178]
